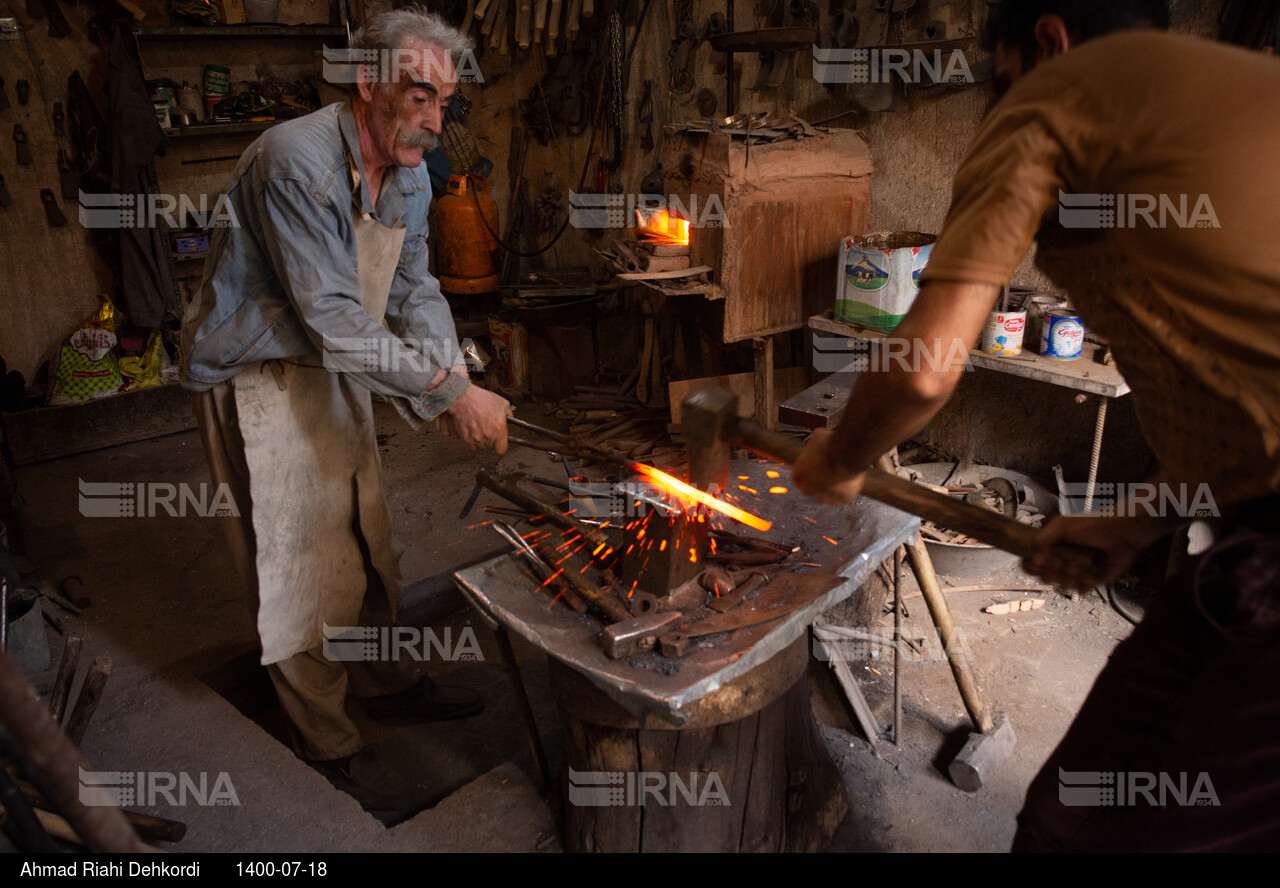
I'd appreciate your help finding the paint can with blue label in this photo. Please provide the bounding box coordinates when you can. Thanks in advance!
[1039,309,1085,359]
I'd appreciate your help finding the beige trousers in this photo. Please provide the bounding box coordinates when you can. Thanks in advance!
[193,381,416,761]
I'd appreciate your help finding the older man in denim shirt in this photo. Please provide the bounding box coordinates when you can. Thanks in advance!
[182,7,508,806]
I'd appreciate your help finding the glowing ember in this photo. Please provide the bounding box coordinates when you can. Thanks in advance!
[768,486,788,494]
[739,485,758,495]
[823,536,839,546]
[634,208,690,245]
[766,470,780,478]
[631,463,772,532]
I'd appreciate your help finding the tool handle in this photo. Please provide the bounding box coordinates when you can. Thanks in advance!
[862,468,1038,558]
[728,419,1101,569]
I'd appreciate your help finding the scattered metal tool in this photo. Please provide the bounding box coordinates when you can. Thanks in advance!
[41,189,67,227]
[490,521,588,614]
[659,572,844,657]
[0,77,9,112]
[603,610,682,658]
[14,125,32,165]
[15,80,28,105]
[0,174,12,208]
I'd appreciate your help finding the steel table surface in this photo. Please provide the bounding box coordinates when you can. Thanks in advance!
[454,458,918,726]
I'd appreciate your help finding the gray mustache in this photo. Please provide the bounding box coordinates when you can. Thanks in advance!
[399,131,439,151]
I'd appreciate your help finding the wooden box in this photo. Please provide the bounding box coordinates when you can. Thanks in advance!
[663,129,873,343]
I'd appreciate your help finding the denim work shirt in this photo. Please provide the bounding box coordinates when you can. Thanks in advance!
[181,103,470,421]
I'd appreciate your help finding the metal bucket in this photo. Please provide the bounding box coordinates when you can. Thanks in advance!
[907,463,1060,579]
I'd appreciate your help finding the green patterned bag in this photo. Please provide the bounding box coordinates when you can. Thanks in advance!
[48,296,124,405]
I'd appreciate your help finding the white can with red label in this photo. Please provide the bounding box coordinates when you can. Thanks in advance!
[1040,309,1085,359]
[981,310,1027,356]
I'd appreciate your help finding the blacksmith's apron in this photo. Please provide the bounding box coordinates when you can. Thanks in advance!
[232,158,406,666]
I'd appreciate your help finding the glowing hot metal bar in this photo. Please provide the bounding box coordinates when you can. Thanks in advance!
[631,463,772,532]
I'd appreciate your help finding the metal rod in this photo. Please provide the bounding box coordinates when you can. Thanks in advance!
[1083,396,1109,512]
[491,522,588,613]
[893,545,903,749]
[476,468,612,550]
[507,416,570,444]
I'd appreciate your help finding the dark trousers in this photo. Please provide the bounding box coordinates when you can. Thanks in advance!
[1014,499,1280,851]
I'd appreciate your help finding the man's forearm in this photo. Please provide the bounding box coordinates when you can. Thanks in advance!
[829,366,956,474]
[827,281,999,475]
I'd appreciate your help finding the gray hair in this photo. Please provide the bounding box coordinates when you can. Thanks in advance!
[352,5,474,89]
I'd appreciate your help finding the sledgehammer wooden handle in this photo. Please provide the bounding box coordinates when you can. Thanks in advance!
[729,419,1089,565]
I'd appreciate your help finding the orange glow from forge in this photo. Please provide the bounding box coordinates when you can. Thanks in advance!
[631,463,772,532]
[634,209,690,245]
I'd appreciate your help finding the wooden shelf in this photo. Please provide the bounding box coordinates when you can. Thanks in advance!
[163,120,284,138]
[134,25,345,40]
[808,312,1130,398]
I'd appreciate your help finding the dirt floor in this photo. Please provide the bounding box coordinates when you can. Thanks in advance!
[2,401,1136,853]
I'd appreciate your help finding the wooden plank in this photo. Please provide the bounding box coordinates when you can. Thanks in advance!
[808,313,1131,398]
[815,631,881,747]
[668,366,808,424]
[617,265,712,281]
[753,337,775,430]
[2,384,197,466]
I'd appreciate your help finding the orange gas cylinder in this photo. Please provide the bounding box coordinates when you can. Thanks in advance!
[436,175,500,295]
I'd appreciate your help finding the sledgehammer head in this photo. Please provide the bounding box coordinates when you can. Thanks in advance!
[948,712,1017,792]
[682,386,740,496]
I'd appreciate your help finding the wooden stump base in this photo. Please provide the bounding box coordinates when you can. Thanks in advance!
[552,637,849,852]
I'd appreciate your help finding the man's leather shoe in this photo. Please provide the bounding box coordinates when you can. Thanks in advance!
[364,675,484,721]
[309,745,420,811]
